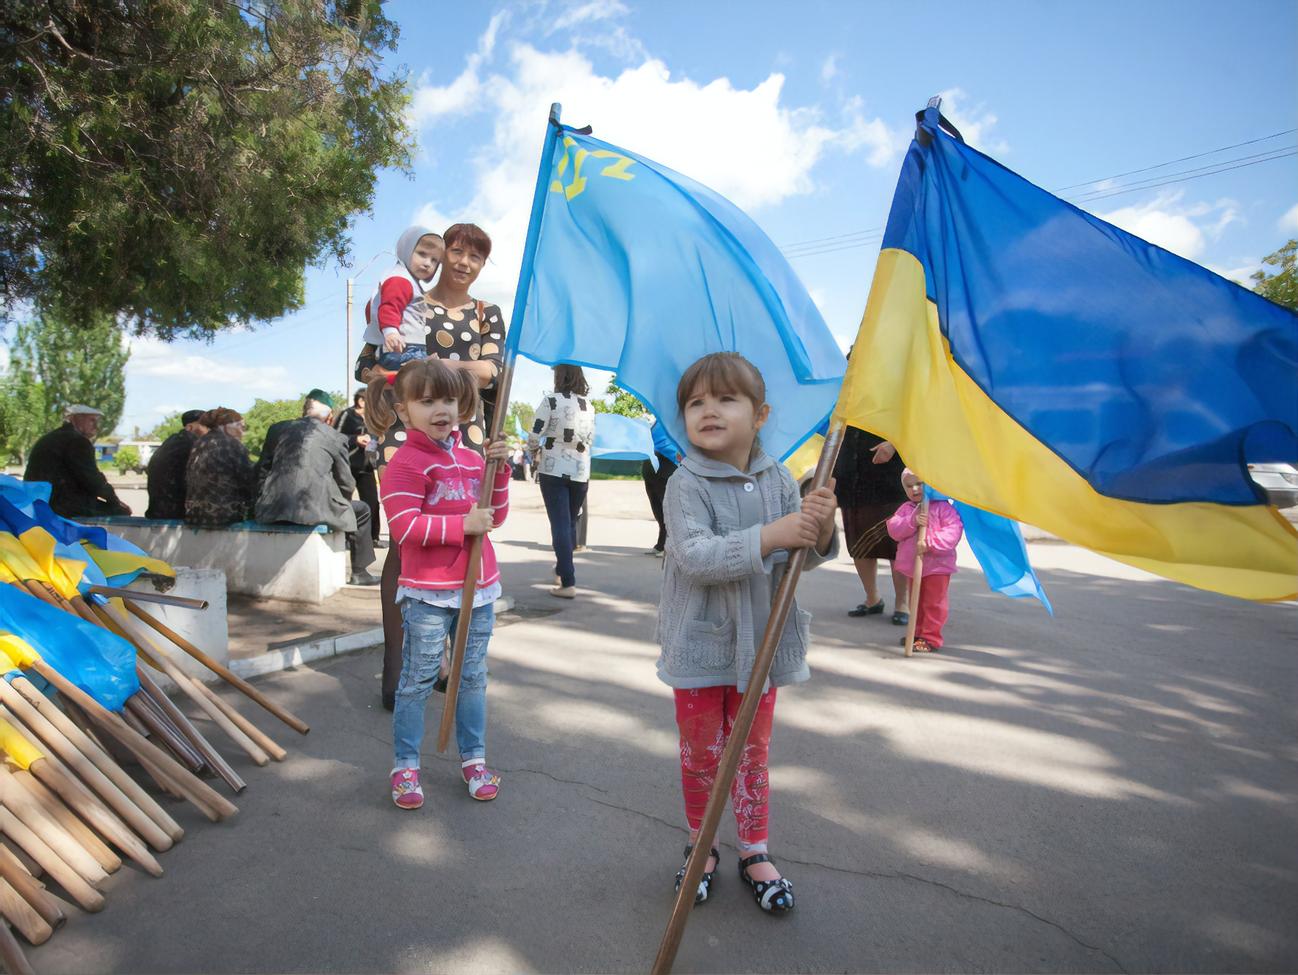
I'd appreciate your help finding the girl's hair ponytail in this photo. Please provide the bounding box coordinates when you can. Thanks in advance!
[364,375,398,439]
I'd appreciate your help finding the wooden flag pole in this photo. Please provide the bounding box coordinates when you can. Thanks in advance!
[903,495,929,657]
[436,361,514,753]
[651,422,845,975]
[0,846,63,934]
[0,808,104,913]
[0,680,178,849]
[122,599,309,736]
[438,102,563,753]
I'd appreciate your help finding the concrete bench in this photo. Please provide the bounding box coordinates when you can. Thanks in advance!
[80,517,347,603]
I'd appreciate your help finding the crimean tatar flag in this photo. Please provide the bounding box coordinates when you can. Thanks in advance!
[512,123,845,461]
[836,107,1298,601]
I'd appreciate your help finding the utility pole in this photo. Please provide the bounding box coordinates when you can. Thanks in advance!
[346,278,354,400]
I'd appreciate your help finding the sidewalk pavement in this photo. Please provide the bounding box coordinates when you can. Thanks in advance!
[26,474,1298,973]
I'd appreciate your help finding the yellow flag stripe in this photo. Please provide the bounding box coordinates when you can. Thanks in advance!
[834,248,1298,602]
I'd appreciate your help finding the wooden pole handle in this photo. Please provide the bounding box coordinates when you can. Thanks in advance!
[27,661,237,822]
[0,808,104,913]
[122,600,309,735]
[29,760,162,878]
[0,680,178,849]
[11,771,119,875]
[0,767,107,886]
[0,845,63,933]
[0,880,48,953]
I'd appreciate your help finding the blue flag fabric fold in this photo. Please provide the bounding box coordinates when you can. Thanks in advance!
[0,584,139,710]
[512,126,845,461]
[926,488,1052,613]
[593,414,657,469]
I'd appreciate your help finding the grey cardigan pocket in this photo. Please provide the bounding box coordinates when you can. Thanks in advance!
[685,617,737,671]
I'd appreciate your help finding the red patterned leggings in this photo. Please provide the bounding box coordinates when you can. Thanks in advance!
[674,685,777,853]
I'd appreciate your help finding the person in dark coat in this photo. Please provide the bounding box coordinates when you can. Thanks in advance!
[254,389,378,585]
[24,405,132,517]
[834,427,911,625]
[185,408,255,527]
[332,391,383,548]
[145,409,209,519]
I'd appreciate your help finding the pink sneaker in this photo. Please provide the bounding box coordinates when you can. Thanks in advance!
[391,768,423,809]
[461,762,501,801]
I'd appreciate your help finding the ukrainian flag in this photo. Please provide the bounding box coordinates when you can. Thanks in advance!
[836,107,1298,601]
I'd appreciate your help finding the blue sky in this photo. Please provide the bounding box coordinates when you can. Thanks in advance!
[92,0,1298,436]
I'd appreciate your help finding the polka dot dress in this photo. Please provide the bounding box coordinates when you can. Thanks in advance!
[421,297,507,452]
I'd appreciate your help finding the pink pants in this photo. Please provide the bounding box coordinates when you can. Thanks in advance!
[915,573,951,648]
[674,685,777,853]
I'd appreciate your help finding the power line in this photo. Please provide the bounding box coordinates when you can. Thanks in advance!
[1053,128,1296,191]
[781,135,1298,261]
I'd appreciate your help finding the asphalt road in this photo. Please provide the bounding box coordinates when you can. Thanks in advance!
[25,492,1298,974]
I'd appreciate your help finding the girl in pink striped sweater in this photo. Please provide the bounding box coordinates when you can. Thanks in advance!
[376,358,512,808]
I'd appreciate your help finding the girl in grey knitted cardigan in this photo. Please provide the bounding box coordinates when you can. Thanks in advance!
[659,353,838,916]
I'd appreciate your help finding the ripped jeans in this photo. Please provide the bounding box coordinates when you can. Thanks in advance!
[674,685,777,853]
[393,600,494,768]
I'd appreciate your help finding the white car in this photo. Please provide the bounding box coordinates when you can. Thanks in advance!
[1248,463,1298,509]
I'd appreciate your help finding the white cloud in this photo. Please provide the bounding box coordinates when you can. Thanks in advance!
[128,337,291,396]
[407,11,508,125]
[1280,202,1298,233]
[409,29,902,325]
[549,0,629,33]
[936,88,1008,155]
[820,53,840,84]
[1098,191,1239,261]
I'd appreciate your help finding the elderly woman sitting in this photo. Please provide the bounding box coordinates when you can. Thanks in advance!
[185,407,254,527]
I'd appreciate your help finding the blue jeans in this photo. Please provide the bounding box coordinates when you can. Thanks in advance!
[378,344,427,371]
[539,474,588,587]
[392,599,494,767]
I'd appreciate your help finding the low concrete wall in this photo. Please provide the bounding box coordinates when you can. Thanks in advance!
[115,567,229,689]
[82,517,347,603]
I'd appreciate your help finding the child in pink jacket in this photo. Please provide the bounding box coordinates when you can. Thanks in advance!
[887,469,963,652]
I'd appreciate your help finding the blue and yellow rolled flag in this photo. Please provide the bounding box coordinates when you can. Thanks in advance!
[836,107,1298,601]
[511,120,845,461]
[0,584,139,710]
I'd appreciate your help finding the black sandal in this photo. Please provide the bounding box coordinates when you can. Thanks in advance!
[674,845,720,905]
[738,853,794,914]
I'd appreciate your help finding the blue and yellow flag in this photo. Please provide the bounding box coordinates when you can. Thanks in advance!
[836,107,1298,601]
[0,584,139,710]
[511,122,845,461]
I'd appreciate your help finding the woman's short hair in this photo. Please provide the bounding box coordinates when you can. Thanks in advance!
[553,364,589,397]
[676,352,766,415]
[199,407,242,430]
[353,390,365,407]
[442,223,492,259]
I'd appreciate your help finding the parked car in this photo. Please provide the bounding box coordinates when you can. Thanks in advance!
[1248,463,1298,509]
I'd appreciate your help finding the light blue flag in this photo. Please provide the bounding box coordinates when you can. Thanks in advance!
[510,123,845,461]
[927,487,1052,613]
[593,414,657,470]
[513,414,526,440]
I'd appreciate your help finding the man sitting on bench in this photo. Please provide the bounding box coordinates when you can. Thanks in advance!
[255,389,379,586]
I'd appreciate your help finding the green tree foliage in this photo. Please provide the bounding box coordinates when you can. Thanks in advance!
[506,401,536,440]
[114,445,141,473]
[1,1,414,338]
[1252,239,1298,312]
[594,381,647,418]
[0,309,129,462]
[242,397,302,461]
[149,412,186,442]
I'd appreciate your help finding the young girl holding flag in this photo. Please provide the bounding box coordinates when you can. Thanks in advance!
[657,352,838,914]
[372,359,512,808]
